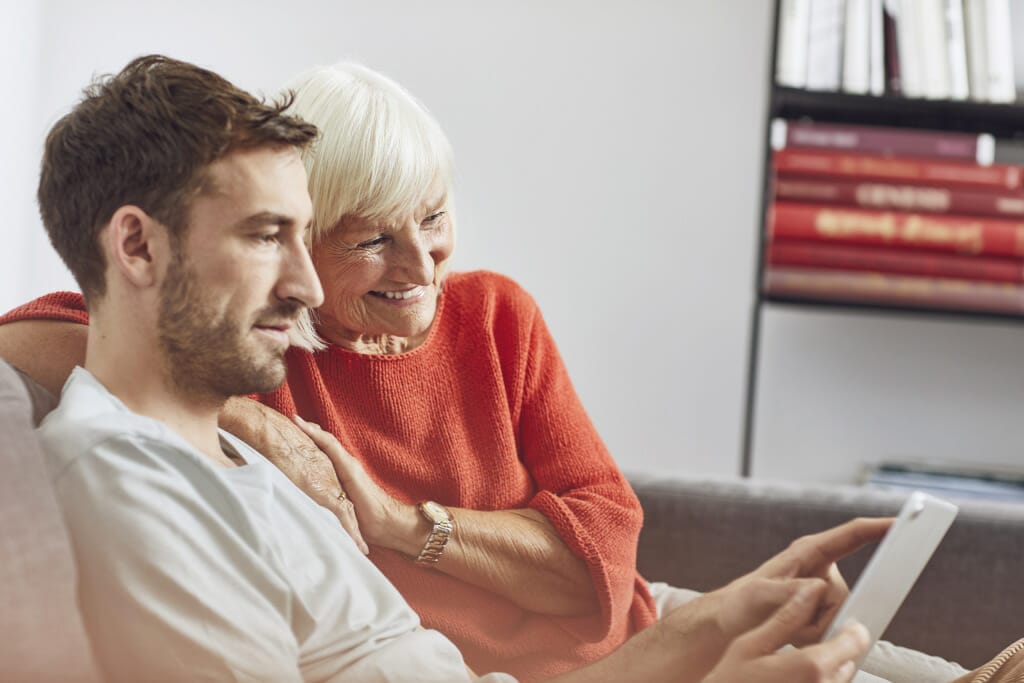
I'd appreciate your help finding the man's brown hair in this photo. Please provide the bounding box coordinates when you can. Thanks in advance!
[38,54,318,302]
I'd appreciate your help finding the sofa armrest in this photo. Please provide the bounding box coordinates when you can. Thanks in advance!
[629,472,1024,669]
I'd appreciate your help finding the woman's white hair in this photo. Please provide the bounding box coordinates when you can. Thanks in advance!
[283,63,455,351]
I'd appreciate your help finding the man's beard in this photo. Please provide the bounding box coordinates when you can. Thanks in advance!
[157,254,300,400]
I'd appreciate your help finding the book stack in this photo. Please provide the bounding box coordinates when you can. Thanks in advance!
[776,0,1017,103]
[863,459,1024,503]
[764,118,1024,315]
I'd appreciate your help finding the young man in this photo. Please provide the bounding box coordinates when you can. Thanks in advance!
[8,54,877,682]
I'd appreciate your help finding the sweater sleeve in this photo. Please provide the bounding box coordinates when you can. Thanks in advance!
[519,305,654,640]
[0,291,89,326]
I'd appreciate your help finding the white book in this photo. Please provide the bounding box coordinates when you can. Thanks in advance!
[919,0,952,99]
[942,0,970,99]
[806,0,846,91]
[963,0,990,101]
[869,0,886,95]
[776,0,812,87]
[983,0,1016,102]
[844,0,872,94]
[895,0,925,97]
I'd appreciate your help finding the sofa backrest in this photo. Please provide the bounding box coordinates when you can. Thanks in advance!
[631,472,1024,671]
[0,359,100,681]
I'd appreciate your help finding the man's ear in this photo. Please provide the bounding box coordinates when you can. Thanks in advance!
[103,205,172,289]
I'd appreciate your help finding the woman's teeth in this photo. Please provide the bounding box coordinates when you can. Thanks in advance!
[373,287,422,300]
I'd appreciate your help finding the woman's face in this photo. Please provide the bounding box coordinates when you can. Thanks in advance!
[311,181,454,351]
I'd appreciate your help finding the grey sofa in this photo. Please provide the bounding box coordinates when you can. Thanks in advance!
[3,357,1021,678]
[631,472,1024,670]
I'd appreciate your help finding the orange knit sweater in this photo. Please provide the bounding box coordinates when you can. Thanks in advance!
[1,270,657,681]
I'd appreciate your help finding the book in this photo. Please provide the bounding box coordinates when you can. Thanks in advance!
[942,0,970,100]
[773,149,1023,191]
[982,0,1016,103]
[883,0,902,94]
[771,119,993,164]
[964,0,990,101]
[763,265,1024,314]
[868,0,885,95]
[964,0,1017,103]
[843,0,872,95]
[895,0,924,98]
[918,0,952,99]
[767,239,1024,283]
[776,0,812,88]
[806,0,845,91]
[773,176,1024,219]
[768,202,1024,257]
[864,460,1024,503]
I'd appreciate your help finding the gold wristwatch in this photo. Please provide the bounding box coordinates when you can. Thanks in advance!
[415,501,454,564]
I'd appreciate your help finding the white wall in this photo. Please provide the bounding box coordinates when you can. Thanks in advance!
[6,0,1024,482]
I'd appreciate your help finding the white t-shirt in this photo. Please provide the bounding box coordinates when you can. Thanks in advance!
[40,367,515,683]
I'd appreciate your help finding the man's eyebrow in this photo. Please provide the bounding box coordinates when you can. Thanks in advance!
[233,211,295,230]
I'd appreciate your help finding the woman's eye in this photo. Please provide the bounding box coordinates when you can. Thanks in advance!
[422,211,446,226]
[256,232,280,244]
[358,235,388,249]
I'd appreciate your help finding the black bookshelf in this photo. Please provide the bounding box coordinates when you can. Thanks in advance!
[739,1,1024,478]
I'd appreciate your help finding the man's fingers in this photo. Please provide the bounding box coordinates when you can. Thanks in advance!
[731,580,828,658]
[800,621,871,682]
[794,518,892,568]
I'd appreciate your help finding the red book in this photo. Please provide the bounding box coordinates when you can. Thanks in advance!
[774,119,989,163]
[769,201,1024,257]
[763,266,1024,315]
[767,239,1024,283]
[773,149,1023,191]
[773,175,1024,218]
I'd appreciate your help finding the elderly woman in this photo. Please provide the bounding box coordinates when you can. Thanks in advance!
[0,63,971,683]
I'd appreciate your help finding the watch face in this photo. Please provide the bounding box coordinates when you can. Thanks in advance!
[421,501,450,523]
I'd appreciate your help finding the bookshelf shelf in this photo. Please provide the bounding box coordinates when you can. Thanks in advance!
[763,295,1024,326]
[771,87,1024,137]
[740,0,1024,478]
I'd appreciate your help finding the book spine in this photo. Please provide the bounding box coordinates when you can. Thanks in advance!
[943,0,970,100]
[843,0,872,94]
[896,0,925,97]
[767,239,1024,282]
[964,0,990,101]
[869,0,886,95]
[983,0,1016,103]
[919,0,952,99]
[763,265,1024,314]
[776,0,812,88]
[779,119,981,161]
[806,0,845,91]
[773,176,1024,218]
[772,149,1023,191]
[768,201,1024,257]
[883,0,902,94]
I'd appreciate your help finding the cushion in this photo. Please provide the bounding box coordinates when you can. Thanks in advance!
[0,359,99,681]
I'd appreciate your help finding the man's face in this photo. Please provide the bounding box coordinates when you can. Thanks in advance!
[157,147,323,399]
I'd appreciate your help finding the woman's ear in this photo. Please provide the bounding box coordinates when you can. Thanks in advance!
[103,205,170,289]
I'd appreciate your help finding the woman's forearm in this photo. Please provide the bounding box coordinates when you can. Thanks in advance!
[373,504,600,617]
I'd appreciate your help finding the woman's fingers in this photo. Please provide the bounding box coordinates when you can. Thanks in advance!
[290,415,370,554]
[332,493,370,554]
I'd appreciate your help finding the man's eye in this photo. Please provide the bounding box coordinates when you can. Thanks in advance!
[358,235,388,249]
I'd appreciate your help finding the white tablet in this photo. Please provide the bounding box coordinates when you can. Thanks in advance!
[823,491,958,665]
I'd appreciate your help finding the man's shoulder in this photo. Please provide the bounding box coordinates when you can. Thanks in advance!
[39,369,189,481]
